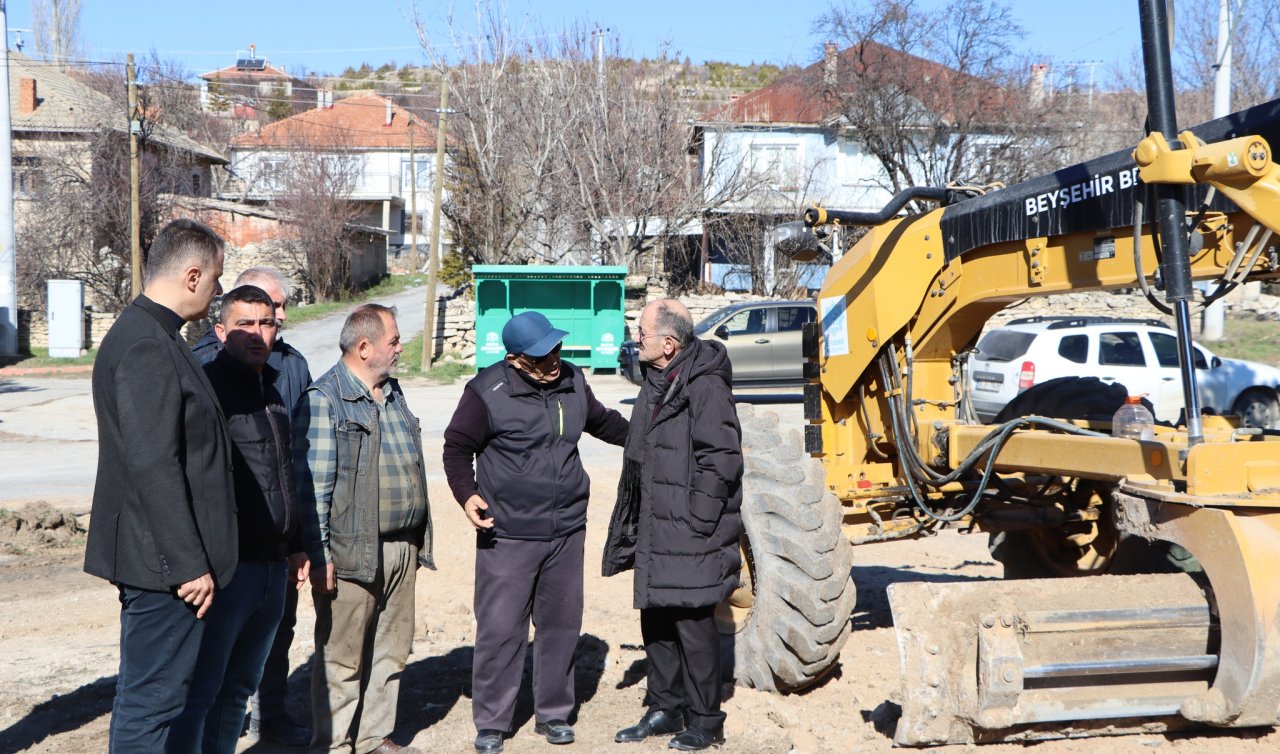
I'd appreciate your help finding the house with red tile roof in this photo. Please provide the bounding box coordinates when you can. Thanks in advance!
[693,40,1017,289]
[223,92,449,266]
[198,47,320,123]
[700,41,1013,215]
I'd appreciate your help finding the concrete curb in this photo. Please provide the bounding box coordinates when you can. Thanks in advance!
[0,364,95,377]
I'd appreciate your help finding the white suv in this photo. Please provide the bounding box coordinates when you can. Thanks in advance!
[967,316,1280,428]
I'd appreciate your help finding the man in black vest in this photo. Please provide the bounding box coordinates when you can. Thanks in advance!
[443,311,628,754]
[84,219,236,752]
[605,299,743,752]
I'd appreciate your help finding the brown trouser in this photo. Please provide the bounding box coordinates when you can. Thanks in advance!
[311,539,417,754]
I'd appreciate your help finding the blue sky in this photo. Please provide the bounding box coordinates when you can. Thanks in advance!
[3,1,1140,79]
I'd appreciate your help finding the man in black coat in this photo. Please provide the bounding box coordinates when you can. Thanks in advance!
[84,218,235,752]
[191,266,314,747]
[443,311,628,754]
[605,299,744,752]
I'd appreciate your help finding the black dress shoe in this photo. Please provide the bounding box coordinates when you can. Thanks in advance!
[615,709,687,743]
[474,729,505,753]
[668,727,725,751]
[534,719,574,744]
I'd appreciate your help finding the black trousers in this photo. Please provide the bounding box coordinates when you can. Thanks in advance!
[640,605,725,730]
[111,586,206,753]
[472,529,585,731]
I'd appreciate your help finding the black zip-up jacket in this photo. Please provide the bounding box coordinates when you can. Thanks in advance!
[204,350,301,561]
[442,360,628,541]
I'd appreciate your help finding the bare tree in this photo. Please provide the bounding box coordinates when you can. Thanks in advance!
[700,156,837,296]
[269,146,366,302]
[16,129,194,311]
[31,0,82,66]
[413,3,767,279]
[413,2,573,266]
[813,0,1049,192]
[1173,0,1280,124]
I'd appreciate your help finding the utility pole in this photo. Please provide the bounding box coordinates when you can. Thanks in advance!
[128,53,142,300]
[420,77,451,372]
[408,118,420,274]
[1201,0,1234,341]
[0,2,19,356]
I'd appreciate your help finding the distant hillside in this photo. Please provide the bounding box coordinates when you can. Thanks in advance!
[305,58,798,113]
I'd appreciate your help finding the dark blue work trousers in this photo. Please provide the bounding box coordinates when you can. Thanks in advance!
[167,560,288,754]
[471,528,585,732]
[110,586,206,753]
[250,582,300,721]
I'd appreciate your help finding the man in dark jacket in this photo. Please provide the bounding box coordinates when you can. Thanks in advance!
[605,299,743,752]
[84,219,235,751]
[170,284,310,754]
[192,266,314,747]
[443,311,628,754]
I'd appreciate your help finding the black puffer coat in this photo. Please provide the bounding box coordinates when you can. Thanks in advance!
[613,337,744,608]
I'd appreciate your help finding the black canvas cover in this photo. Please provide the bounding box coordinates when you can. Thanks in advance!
[939,97,1280,262]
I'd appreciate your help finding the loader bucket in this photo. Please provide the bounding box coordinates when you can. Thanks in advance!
[888,573,1217,746]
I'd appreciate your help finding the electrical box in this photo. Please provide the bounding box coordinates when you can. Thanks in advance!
[46,279,84,358]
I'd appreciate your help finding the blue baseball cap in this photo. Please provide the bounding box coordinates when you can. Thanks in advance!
[502,311,568,357]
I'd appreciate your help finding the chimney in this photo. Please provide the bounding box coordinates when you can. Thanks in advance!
[1029,63,1048,107]
[385,99,393,126]
[19,78,36,114]
[824,42,838,88]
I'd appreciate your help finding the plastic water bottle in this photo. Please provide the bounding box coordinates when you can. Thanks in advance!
[1112,396,1155,441]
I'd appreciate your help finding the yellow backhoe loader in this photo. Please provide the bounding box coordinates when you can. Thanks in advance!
[722,1,1280,745]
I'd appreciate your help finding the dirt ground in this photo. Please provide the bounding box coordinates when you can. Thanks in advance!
[2,383,1279,753]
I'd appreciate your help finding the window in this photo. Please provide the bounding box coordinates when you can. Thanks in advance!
[722,308,767,335]
[1149,332,1179,368]
[400,157,431,194]
[1057,334,1087,364]
[750,143,799,191]
[975,330,1036,362]
[1099,331,1145,366]
[14,156,40,197]
[777,306,815,331]
[260,158,288,191]
[1148,332,1208,369]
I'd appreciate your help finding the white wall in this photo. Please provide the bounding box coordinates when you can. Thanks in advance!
[703,126,894,214]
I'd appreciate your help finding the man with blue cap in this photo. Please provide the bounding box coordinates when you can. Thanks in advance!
[443,311,629,753]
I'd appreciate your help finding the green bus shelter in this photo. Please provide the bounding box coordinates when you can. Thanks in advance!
[473,265,628,372]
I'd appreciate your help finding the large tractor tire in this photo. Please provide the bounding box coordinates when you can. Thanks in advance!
[724,404,858,692]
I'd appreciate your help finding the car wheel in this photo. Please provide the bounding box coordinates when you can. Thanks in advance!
[1233,388,1280,430]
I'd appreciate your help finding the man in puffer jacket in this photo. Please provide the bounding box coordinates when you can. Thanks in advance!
[443,311,629,754]
[604,299,743,752]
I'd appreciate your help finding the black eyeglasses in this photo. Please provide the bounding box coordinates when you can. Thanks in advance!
[523,342,563,364]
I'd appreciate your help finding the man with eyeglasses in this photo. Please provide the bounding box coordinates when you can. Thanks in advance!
[605,299,743,752]
[443,311,629,753]
[170,284,310,753]
[191,265,315,746]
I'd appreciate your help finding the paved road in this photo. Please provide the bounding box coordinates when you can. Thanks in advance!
[283,285,431,373]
